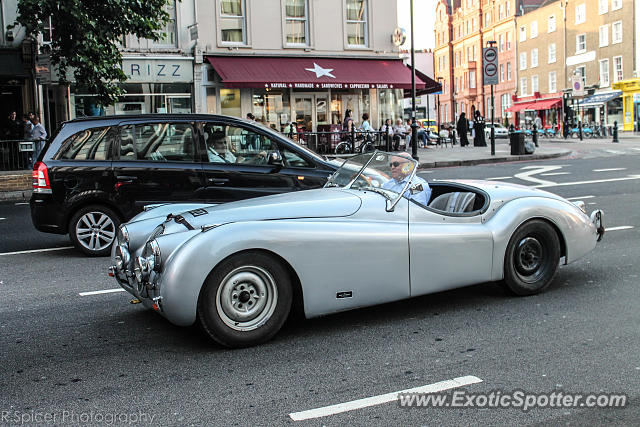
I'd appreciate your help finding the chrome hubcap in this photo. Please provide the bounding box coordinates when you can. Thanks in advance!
[216,266,278,331]
[515,237,543,276]
[76,212,116,252]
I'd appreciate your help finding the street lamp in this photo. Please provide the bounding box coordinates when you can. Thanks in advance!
[436,76,443,139]
[409,0,418,161]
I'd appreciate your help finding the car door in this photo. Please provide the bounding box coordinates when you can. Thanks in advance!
[408,201,493,297]
[199,121,330,203]
[111,121,205,219]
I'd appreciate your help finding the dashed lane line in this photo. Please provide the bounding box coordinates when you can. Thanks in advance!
[565,195,595,200]
[79,288,126,296]
[0,246,74,256]
[593,168,626,172]
[288,375,483,421]
[606,226,634,231]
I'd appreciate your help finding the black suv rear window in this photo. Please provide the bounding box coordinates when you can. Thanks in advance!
[119,123,197,162]
[57,127,116,160]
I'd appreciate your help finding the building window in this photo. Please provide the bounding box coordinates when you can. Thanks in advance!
[499,4,504,19]
[154,1,177,46]
[506,31,511,49]
[531,75,539,93]
[472,17,477,31]
[531,49,538,67]
[599,0,608,14]
[285,0,309,45]
[549,71,557,92]
[470,70,476,88]
[576,66,586,84]
[599,59,610,87]
[507,61,512,80]
[521,77,528,96]
[220,0,246,44]
[612,21,622,44]
[548,15,556,32]
[485,12,491,25]
[519,26,526,42]
[613,56,623,82]
[499,34,504,52]
[520,52,527,70]
[548,43,556,63]
[531,21,538,38]
[501,93,511,118]
[500,64,504,82]
[346,0,368,47]
[612,0,622,10]
[42,15,54,44]
[576,34,586,53]
[599,25,609,47]
[575,4,586,24]
[506,1,510,16]
[473,45,477,61]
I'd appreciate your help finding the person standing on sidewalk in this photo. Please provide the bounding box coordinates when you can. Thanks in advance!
[457,113,469,147]
[30,115,47,167]
[473,110,487,147]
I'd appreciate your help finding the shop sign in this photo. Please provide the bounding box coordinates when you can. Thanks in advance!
[264,83,395,89]
[121,58,193,83]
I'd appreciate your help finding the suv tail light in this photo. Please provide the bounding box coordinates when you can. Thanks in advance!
[32,161,52,193]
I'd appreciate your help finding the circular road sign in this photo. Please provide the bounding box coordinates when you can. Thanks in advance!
[484,48,497,63]
[485,62,497,76]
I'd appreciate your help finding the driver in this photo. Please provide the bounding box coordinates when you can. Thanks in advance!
[382,152,431,206]
[208,137,237,163]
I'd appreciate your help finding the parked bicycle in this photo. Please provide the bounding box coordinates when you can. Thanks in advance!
[334,132,375,154]
[569,124,594,139]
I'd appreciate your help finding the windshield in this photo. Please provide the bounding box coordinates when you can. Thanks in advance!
[324,151,419,204]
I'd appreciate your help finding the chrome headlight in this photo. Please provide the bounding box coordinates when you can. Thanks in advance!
[114,244,130,271]
[133,239,162,284]
[117,225,130,245]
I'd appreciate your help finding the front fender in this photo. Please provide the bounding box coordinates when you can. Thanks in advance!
[486,197,598,281]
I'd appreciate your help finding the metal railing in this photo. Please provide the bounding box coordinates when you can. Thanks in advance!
[0,140,37,171]
[286,128,418,154]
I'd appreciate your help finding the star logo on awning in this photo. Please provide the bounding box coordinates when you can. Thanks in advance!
[305,63,335,79]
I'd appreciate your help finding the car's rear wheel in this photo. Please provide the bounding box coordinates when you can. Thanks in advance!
[68,205,120,257]
[503,220,561,296]
[198,252,292,348]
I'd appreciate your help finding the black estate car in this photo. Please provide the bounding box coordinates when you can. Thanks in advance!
[30,114,337,256]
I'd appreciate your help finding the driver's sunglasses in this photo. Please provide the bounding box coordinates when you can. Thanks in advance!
[390,161,408,167]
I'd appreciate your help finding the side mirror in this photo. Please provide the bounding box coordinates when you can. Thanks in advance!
[267,150,284,166]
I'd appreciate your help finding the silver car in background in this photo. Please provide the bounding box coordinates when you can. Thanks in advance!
[110,151,604,348]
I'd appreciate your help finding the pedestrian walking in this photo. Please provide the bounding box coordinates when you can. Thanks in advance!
[30,115,47,167]
[456,113,469,147]
[473,110,487,147]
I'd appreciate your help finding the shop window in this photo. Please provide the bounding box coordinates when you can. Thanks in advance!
[346,0,368,47]
[58,127,115,161]
[252,89,290,131]
[154,1,177,46]
[220,89,241,118]
[120,123,197,162]
[220,0,246,44]
[284,0,309,46]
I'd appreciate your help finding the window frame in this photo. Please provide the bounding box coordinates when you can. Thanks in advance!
[575,4,586,24]
[599,0,608,14]
[282,0,311,47]
[520,77,528,96]
[520,52,527,70]
[576,33,586,54]
[530,21,538,38]
[344,0,370,49]
[613,56,623,82]
[599,59,610,87]
[531,48,538,68]
[548,71,557,92]
[548,43,556,63]
[519,26,526,42]
[152,0,178,47]
[599,24,609,47]
[548,15,556,32]
[612,0,622,10]
[612,21,622,44]
[217,0,249,47]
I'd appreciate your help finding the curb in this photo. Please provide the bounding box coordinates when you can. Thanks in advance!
[417,150,572,169]
[0,189,32,202]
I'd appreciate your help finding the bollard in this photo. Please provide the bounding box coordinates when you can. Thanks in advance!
[612,121,619,143]
[385,127,390,151]
[451,129,457,146]
[532,124,539,147]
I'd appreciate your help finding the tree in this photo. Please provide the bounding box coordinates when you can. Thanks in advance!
[15,0,171,106]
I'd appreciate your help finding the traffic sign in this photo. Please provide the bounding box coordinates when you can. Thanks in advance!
[572,75,585,96]
[483,47,498,85]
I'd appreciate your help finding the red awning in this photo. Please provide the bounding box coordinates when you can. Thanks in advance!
[507,98,562,112]
[206,56,427,90]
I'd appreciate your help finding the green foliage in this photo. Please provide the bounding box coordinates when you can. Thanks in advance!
[15,0,171,106]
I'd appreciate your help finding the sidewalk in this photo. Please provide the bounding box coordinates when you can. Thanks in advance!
[2,135,638,202]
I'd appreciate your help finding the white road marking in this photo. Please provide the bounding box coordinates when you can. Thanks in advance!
[0,246,74,256]
[593,168,626,172]
[14,202,28,205]
[540,172,570,176]
[632,148,640,151]
[565,195,595,200]
[0,217,5,220]
[514,165,564,186]
[288,375,483,421]
[535,175,640,188]
[486,176,513,180]
[78,288,126,296]
[605,150,624,154]
[606,226,634,231]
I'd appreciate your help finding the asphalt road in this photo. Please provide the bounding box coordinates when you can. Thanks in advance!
[1,151,639,425]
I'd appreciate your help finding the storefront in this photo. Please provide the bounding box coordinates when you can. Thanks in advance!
[203,56,439,132]
[70,56,194,118]
[506,97,562,129]
[578,91,622,127]
[612,79,640,131]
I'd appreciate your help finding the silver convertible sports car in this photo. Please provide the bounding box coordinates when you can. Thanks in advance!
[110,151,604,348]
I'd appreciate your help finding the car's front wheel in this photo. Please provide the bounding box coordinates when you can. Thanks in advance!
[503,220,561,296]
[68,205,120,257]
[198,252,292,348]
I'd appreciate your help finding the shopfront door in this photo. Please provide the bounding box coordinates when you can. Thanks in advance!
[294,94,329,131]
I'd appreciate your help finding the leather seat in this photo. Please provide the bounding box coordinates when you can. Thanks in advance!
[428,191,476,213]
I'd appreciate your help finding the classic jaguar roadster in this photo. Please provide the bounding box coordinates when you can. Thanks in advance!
[110,151,604,348]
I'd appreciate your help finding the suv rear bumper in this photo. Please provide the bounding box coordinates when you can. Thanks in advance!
[30,194,67,234]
